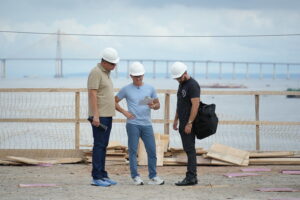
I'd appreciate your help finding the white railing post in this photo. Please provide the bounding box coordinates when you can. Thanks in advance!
[232,62,236,79]
[219,62,222,79]
[0,59,6,79]
[246,63,249,79]
[273,63,276,80]
[205,61,208,79]
[287,64,290,80]
[153,60,156,79]
[165,61,169,78]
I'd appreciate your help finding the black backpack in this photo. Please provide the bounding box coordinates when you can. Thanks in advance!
[192,102,218,140]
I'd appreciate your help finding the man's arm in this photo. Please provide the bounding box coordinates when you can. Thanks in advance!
[173,111,179,131]
[88,89,100,127]
[115,96,135,119]
[184,97,200,134]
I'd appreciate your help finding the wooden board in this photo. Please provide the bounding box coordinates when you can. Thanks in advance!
[163,157,186,166]
[0,160,22,165]
[162,155,233,166]
[206,144,249,166]
[0,149,84,160]
[6,156,83,165]
[210,159,234,166]
[250,158,300,165]
[107,141,127,150]
[160,134,169,152]
[7,156,57,165]
[249,151,294,158]
[138,134,164,166]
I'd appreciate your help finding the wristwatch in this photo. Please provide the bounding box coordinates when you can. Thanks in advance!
[188,120,193,125]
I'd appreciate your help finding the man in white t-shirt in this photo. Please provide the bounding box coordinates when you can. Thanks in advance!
[115,62,164,186]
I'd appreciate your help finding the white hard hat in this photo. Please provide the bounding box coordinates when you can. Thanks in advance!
[129,62,145,76]
[170,61,187,79]
[102,47,120,64]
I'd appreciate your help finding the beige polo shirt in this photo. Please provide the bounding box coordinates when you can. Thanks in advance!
[87,63,115,117]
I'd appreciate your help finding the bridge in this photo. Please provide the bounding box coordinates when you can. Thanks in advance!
[1,30,299,79]
[0,57,299,79]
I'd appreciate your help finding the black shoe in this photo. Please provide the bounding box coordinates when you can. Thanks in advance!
[175,177,198,186]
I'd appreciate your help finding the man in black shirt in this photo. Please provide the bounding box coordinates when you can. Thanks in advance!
[171,61,200,186]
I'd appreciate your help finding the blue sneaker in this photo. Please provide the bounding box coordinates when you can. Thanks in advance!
[103,178,117,185]
[91,179,111,187]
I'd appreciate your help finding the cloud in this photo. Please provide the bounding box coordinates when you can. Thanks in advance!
[0,1,300,62]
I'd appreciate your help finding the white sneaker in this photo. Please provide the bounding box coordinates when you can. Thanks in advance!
[133,176,144,185]
[148,176,164,185]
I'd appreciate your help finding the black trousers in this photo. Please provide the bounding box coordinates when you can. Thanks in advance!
[179,125,197,179]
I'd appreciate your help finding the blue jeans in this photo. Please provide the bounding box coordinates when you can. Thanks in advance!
[91,117,112,180]
[126,123,157,179]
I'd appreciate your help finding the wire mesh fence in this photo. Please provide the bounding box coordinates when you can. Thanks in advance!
[0,89,300,153]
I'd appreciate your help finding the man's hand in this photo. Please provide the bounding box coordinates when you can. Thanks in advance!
[184,123,192,134]
[173,119,179,131]
[124,111,135,119]
[148,102,156,109]
[92,116,100,127]
[148,98,160,110]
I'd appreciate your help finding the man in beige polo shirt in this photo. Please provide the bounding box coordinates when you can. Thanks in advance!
[87,47,119,187]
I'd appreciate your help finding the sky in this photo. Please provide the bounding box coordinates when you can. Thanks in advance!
[0,0,300,77]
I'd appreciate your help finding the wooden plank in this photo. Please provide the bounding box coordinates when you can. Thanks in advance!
[164,93,170,135]
[1,118,299,126]
[224,173,260,178]
[197,156,213,165]
[0,88,86,92]
[255,94,260,151]
[107,141,127,150]
[162,155,232,166]
[156,134,164,166]
[106,156,126,161]
[75,91,80,149]
[0,160,22,165]
[163,158,185,166]
[6,156,83,165]
[281,170,300,175]
[0,118,76,123]
[1,88,300,96]
[0,149,84,160]
[6,156,54,164]
[210,159,234,166]
[207,144,249,166]
[241,168,271,172]
[160,134,169,153]
[250,158,300,165]
[138,134,164,166]
[19,184,58,188]
[249,151,295,158]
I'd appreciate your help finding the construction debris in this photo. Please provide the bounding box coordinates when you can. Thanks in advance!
[1,140,299,167]
[224,172,260,178]
[281,170,300,175]
[6,156,83,165]
[241,168,271,172]
[138,134,166,166]
[19,184,58,188]
[206,143,250,166]
[250,158,300,165]
[250,151,295,158]
[0,149,85,165]
[84,141,128,165]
